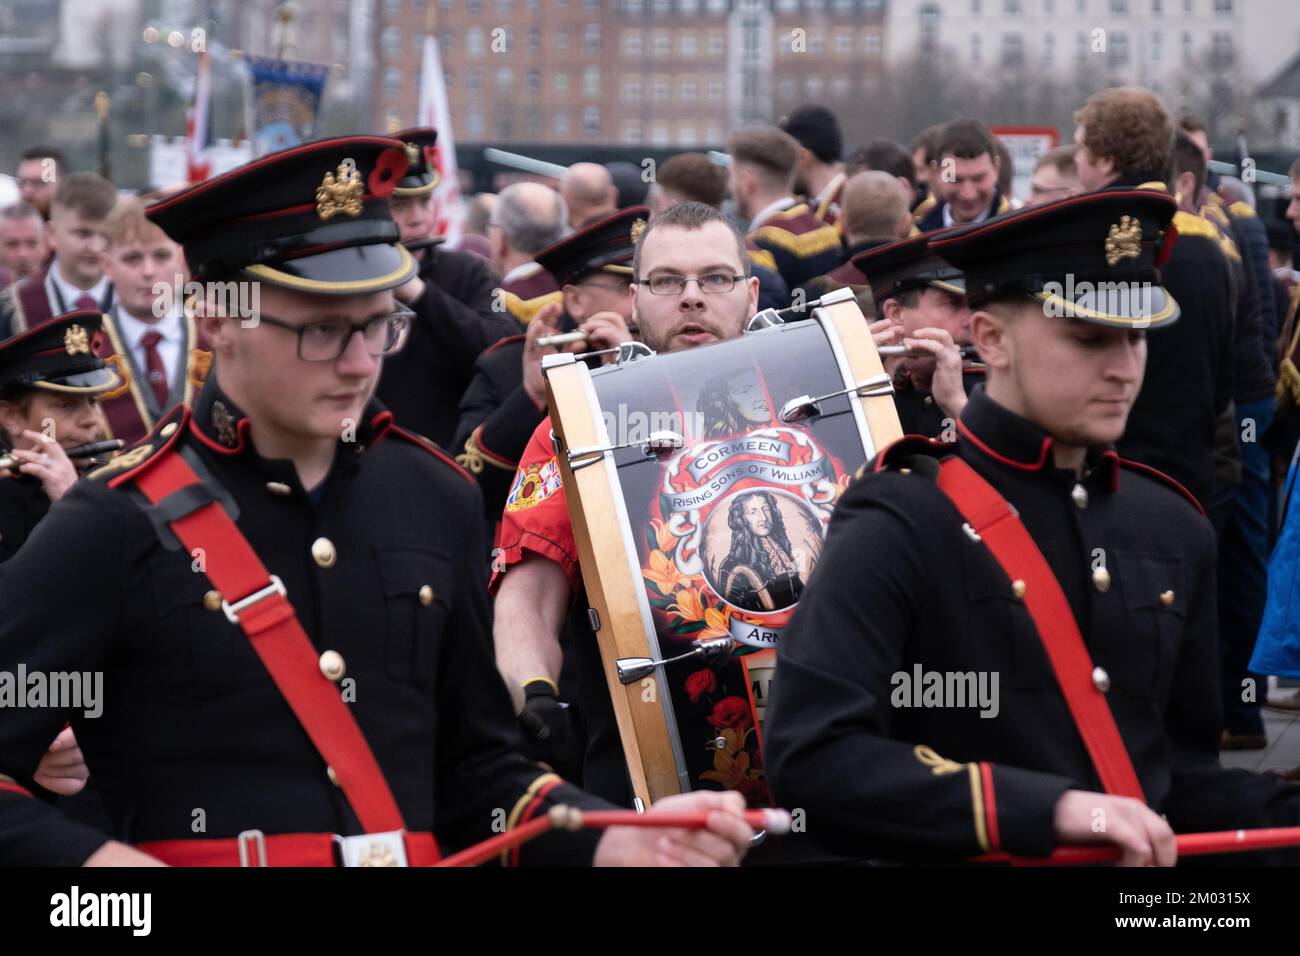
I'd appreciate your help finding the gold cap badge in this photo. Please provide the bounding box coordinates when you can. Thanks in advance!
[64,324,90,356]
[1104,215,1142,267]
[630,218,647,245]
[316,162,365,221]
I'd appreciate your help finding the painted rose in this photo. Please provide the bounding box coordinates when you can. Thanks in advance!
[708,695,751,731]
[685,669,718,703]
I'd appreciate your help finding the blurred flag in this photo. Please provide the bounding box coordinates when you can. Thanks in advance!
[186,50,212,182]
[417,34,464,244]
[244,56,330,156]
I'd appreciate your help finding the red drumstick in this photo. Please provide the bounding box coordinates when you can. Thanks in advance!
[437,806,790,868]
[973,825,1300,865]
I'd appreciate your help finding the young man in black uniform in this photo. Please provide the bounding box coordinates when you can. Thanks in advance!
[766,190,1300,865]
[0,310,120,562]
[378,127,519,446]
[0,137,752,867]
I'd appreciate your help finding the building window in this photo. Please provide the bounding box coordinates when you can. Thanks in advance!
[556,31,568,50]
[624,0,642,9]
[527,27,541,53]
[497,0,513,10]
[706,0,727,12]
[1077,0,1086,12]
[918,3,940,53]
[708,32,725,54]
[1213,0,1231,13]
[582,65,600,95]
[805,76,824,97]
[440,32,454,53]
[1001,32,1024,67]
[681,34,697,56]
[468,0,481,12]
[1043,32,1053,64]
[443,69,453,89]
[466,26,484,56]
[653,0,672,12]
[497,114,514,139]
[526,113,541,138]
[677,125,696,145]
[971,33,981,63]
[526,68,540,93]
[1109,31,1129,65]
[555,71,569,92]
[864,33,881,55]
[809,33,825,54]
[496,66,513,92]
[467,110,484,136]
[971,0,981,11]
[681,79,698,100]
[622,126,642,144]
[653,78,670,100]
[1109,0,1127,13]
[1211,31,1233,65]
[383,67,400,96]
[777,0,799,11]
[835,34,853,54]
[1182,30,1191,61]
[440,0,454,9]
[652,125,670,146]
[1004,0,1020,11]
[467,67,483,92]
[385,0,402,14]
[864,0,882,11]
[1076,31,1087,59]
[624,78,642,99]
[706,125,722,142]
[626,32,643,54]
[1044,0,1053,12]
[707,78,723,98]
[680,0,700,12]
[584,0,599,10]
[1151,32,1161,60]
[382,27,399,58]
[779,77,796,98]
[554,112,570,135]
[583,106,599,135]
[654,32,671,55]
[583,23,601,52]
[1152,0,1162,12]
[830,76,851,98]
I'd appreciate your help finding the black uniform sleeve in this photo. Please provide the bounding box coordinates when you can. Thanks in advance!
[0,484,126,864]
[765,472,1074,862]
[409,276,522,374]
[1159,514,1300,863]
[432,485,608,864]
[453,350,546,521]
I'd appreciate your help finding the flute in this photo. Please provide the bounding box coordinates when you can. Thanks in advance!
[0,438,125,472]
[536,330,590,348]
[878,345,981,360]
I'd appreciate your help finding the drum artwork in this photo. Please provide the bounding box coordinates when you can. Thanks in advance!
[544,289,902,807]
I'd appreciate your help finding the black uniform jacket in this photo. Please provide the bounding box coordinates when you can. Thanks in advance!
[377,243,521,446]
[0,379,605,864]
[766,387,1300,863]
[0,472,49,564]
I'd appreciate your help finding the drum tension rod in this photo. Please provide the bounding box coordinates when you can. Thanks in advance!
[566,430,685,471]
[779,372,895,424]
[616,638,734,685]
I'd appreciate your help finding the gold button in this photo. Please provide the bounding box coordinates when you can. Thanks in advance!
[419,585,434,606]
[1071,483,1088,509]
[1160,589,1175,607]
[327,766,341,787]
[1011,579,1027,600]
[923,395,934,406]
[1092,666,1111,693]
[160,422,178,438]
[203,590,223,612]
[1093,567,1111,593]
[265,481,292,496]
[319,650,346,682]
[312,537,336,568]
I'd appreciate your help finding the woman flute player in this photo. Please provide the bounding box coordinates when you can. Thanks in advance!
[0,310,123,564]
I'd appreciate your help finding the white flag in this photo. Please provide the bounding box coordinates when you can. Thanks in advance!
[418,34,464,244]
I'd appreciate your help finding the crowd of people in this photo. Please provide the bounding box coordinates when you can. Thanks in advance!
[2,84,1300,867]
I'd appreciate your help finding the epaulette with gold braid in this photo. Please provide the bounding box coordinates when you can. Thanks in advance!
[501,289,563,326]
[750,221,844,259]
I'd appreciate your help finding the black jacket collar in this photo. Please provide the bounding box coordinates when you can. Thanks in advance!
[957,385,1120,490]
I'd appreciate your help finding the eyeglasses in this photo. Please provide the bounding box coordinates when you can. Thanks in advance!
[637,273,745,295]
[254,309,414,362]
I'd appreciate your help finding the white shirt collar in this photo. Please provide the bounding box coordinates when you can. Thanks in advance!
[47,258,111,312]
[502,261,540,285]
[748,197,797,231]
[813,171,846,207]
[114,304,182,349]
